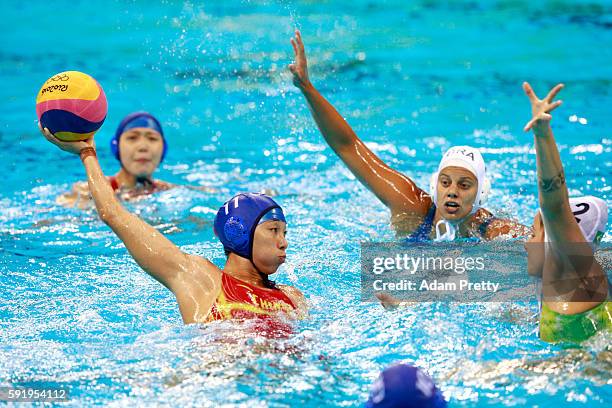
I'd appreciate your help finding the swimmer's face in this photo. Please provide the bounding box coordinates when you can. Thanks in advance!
[119,127,164,178]
[252,220,288,275]
[525,211,545,276]
[436,166,479,220]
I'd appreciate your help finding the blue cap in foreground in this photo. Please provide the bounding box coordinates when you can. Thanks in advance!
[365,364,447,408]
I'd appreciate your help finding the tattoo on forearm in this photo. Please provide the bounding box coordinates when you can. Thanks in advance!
[539,171,565,192]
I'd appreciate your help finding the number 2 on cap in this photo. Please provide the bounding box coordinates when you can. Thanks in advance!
[572,202,589,223]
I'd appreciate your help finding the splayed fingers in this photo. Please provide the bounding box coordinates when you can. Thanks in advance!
[522,82,564,132]
[545,83,564,103]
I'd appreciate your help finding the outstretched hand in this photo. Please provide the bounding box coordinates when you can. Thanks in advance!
[522,82,564,132]
[39,122,95,156]
[289,30,311,90]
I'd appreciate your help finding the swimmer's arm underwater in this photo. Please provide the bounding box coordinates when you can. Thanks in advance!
[289,30,431,218]
[184,184,217,193]
[57,178,180,209]
[40,127,222,324]
[481,216,531,240]
[375,292,416,310]
[56,181,91,209]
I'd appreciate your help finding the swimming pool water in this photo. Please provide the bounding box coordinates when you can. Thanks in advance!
[1,1,611,406]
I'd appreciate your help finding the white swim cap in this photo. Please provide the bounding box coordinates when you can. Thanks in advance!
[569,196,608,243]
[541,196,608,244]
[430,146,490,214]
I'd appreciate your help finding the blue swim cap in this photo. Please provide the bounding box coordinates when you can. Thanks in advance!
[365,364,447,408]
[214,193,286,260]
[110,112,167,163]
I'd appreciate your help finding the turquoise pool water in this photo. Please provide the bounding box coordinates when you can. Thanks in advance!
[1,1,611,406]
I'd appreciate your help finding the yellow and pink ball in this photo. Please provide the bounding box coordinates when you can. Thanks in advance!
[36,71,107,141]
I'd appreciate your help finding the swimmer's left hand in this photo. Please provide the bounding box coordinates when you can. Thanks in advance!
[39,122,95,155]
[522,82,564,132]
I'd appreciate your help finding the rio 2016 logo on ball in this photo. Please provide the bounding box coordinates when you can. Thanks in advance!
[36,71,107,141]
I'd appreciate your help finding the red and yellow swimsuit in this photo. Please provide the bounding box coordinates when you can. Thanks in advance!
[108,176,121,192]
[207,273,296,322]
[108,176,167,197]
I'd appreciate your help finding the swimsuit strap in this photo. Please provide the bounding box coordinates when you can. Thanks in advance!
[222,273,295,306]
[478,215,496,237]
[406,205,436,242]
[140,178,158,192]
[108,176,120,191]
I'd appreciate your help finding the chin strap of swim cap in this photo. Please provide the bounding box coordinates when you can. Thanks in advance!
[429,146,489,215]
[541,196,608,244]
[111,111,167,164]
[435,219,457,241]
[213,193,285,261]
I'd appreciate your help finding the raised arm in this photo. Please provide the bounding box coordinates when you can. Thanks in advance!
[523,82,607,313]
[289,30,430,217]
[522,82,584,243]
[41,127,221,323]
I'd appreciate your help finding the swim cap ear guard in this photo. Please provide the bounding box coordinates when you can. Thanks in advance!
[110,111,167,164]
[213,193,286,261]
[429,146,490,215]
